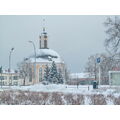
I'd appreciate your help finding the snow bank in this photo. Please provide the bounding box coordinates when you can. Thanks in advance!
[2,84,120,96]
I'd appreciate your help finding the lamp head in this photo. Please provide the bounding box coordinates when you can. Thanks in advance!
[28,41,32,43]
[11,47,14,51]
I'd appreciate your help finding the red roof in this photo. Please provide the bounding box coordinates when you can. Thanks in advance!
[112,67,120,71]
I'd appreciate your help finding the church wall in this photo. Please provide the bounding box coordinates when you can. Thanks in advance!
[24,62,66,85]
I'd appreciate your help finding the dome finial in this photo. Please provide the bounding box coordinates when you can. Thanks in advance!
[43,27,45,32]
[43,19,45,32]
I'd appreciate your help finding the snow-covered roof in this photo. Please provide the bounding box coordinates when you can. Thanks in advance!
[28,48,64,64]
[2,69,18,74]
[70,73,94,79]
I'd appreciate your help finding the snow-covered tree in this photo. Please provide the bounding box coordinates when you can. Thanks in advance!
[57,68,64,84]
[49,61,58,84]
[43,62,65,84]
[44,65,50,82]
[17,60,32,85]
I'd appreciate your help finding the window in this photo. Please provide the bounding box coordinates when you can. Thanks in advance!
[13,76,18,80]
[39,68,42,82]
[9,76,12,80]
[44,40,47,48]
[4,76,7,80]
[29,68,32,82]
[0,82,2,85]
[0,82,4,85]
[2,81,4,85]
[0,76,4,80]
[13,82,18,86]
[0,81,4,85]
[4,82,7,86]
[44,35,47,38]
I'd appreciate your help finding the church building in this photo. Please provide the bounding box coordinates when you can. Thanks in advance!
[23,27,66,85]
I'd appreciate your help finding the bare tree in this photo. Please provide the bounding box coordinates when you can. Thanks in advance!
[85,53,117,85]
[17,60,32,86]
[99,54,114,84]
[104,16,120,56]
[64,66,70,84]
[85,54,99,81]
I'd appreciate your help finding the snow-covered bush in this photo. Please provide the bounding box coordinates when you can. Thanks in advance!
[90,94,106,105]
[0,90,120,105]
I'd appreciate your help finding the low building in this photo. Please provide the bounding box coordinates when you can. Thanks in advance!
[69,73,95,85]
[109,71,120,85]
[0,70,23,86]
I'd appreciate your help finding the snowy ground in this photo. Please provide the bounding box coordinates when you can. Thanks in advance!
[1,84,120,96]
[0,84,120,105]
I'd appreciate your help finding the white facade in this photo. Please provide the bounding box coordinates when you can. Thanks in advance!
[0,70,23,86]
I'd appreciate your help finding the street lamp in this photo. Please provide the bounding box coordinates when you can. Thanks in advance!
[96,57,101,87]
[9,47,14,87]
[0,66,3,88]
[28,41,36,83]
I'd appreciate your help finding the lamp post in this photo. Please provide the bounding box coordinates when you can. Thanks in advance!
[96,57,101,87]
[28,41,36,83]
[9,47,14,87]
[0,66,3,88]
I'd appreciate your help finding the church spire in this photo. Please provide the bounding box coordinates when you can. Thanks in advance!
[43,27,45,32]
[39,19,48,49]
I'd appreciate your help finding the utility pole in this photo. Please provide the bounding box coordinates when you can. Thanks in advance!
[28,41,36,83]
[9,48,14,87]
[0,66,3,88]
[96,57,101,87]
[95,62,97,81]
[99,64,101,86]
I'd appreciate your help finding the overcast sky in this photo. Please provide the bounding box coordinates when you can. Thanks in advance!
[0,15,114,72]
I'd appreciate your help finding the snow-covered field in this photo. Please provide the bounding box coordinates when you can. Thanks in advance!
[0,84,120,105]
[1,84,120,95]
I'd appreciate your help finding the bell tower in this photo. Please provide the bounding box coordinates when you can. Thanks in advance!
[39,19,48,49]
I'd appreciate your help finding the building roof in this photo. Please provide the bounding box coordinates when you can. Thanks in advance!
[70,73,94,79]
[2,69,18,74]
[28,48,64,64]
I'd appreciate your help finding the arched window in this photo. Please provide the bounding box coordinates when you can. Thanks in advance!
[29,68,32,82]
[39,67,42,82]
[44,40,47,48]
